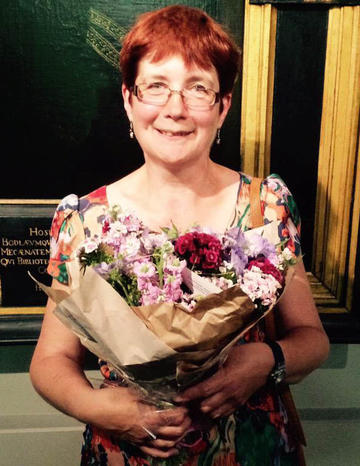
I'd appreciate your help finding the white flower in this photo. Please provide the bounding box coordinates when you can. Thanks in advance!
[239,268,282,307]
[219,261,233,273]
[282,247,294,261]
[109,221,128,237]
[165,257,186,273]
[161,241,175,254]
[122,235,141,256]
[142,232,168,252]
[211,276,233,290]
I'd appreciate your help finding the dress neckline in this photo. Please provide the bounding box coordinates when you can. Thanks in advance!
[104,173,244,234]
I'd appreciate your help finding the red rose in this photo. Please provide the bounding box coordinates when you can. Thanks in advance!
[208,241,221,251]
[175,234,195,255]
[189,252,201,265]
[175,232,222,271]
[202,249,221,269]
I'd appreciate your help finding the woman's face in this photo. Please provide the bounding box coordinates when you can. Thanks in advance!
[122,55,232,167]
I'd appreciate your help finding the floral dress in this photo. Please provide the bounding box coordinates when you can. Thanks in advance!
[48,173,302,466]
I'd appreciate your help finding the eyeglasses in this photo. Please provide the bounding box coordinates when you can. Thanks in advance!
[132,82,220,110]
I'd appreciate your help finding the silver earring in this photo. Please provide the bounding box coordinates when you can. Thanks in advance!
[216,128,221,145]
[129,121,134,139]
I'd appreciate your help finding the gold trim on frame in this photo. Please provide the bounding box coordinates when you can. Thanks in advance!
[0,307,45,316]
[0,199,59,204]
[346,131,360,310]
[240,0,277,177]
[312,6,360,310]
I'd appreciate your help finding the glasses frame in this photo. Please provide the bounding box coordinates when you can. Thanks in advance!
[131,83,220,109]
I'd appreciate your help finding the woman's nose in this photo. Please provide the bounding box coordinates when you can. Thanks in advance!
[163,91,187,119]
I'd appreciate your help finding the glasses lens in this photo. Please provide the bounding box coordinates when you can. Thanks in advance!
[183,86,216,109]
[137,84,168,105]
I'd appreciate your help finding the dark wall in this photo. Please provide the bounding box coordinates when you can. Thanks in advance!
[0,0,244,199]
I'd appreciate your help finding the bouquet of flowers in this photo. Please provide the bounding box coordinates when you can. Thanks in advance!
[78,206,294,311]
[35,206,296,406]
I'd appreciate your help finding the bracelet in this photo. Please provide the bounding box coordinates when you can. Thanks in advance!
[264,340,286,385]
[142,425,157,440]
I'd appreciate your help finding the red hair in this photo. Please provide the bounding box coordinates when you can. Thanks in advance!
[120,5,240,96]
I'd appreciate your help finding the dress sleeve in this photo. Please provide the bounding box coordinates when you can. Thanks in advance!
[261,174,302,258]
[47,194,85,285]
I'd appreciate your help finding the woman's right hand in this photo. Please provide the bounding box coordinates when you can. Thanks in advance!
[30,295,191,459]
[89,385,192,458]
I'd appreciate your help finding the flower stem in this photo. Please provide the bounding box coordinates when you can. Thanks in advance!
[116,278,132,305]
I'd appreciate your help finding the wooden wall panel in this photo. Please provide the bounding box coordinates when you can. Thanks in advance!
[240,0,360,333]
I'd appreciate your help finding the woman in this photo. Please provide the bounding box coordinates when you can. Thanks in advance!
[30,5,329,465]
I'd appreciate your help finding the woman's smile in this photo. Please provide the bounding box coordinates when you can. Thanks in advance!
[155,128,194,138]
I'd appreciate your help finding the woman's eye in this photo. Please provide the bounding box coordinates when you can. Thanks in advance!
[192,84,208,93]
[147,82,167,90]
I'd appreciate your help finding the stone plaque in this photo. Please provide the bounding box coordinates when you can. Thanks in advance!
[0,203,56,312]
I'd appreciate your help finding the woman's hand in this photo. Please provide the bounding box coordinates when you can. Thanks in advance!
[30,293,191,459]
[90,385,192,458]
[174,342,274,419]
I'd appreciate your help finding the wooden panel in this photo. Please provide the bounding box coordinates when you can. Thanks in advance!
[312,6,360,305]
[240,0,277,177]
[346,120,360,311]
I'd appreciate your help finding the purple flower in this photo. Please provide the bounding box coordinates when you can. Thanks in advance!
[230,247,248,275]
[225,227,246,246]
[245,234,276,259]
[141,231,168,253]
[93,261,116,279]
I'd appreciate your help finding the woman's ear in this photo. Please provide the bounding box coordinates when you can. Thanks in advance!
[122,84,133,122]
[218,93,232,127]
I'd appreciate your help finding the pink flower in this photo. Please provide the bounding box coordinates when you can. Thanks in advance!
[164,257,186,274]
[162,273,182,300]
[133,261,156,278]
[247,257,284,286]
[240,267,282,307]
[141,282,162,305]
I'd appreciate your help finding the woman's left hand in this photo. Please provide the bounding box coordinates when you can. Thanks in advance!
[174,342,274,419]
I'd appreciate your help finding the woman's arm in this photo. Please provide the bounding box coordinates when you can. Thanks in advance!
[174,260,330,418]
[30,281,191,458]
[274,259,330,383]
[30,291,90,419]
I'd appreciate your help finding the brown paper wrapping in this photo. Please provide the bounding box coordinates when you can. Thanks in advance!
[132,286,254,352]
